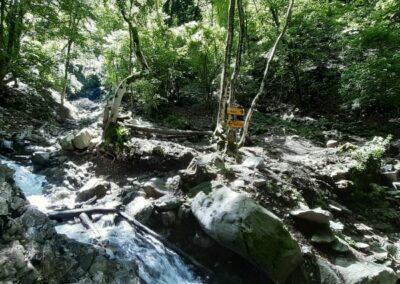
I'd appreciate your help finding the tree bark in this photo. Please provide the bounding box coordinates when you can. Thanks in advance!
[238,0,295,147]
[47,207,117,221]
[213,0,236,138]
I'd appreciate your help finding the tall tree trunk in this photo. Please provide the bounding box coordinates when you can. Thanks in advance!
[225,0,245,154]
[61,39,72,106]
[238,0,294,148]
[213,0,236,139]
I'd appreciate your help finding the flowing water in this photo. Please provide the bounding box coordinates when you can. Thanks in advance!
[0,158,204,284]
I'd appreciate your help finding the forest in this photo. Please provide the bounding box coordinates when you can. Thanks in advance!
[1,0,400,283]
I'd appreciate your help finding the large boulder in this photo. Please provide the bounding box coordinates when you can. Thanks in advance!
[191,185,303,283]
[76,178,110,202]
[72,129,93,150]
[291,207,333,224]
[60,133,75,151]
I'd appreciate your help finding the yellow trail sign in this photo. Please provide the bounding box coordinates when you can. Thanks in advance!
[227,120,244,128]
[227,107,245,116]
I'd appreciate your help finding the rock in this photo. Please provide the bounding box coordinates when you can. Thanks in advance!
[316,257,342,284]
[179,153,225,189]
[165,175,181,191]
[392,182,400,190]
[332,237,351,253]
[335,259,397,284]
[326,140,339,148]
[291,207,333,224]
[331,169,350,181]
[60,133,75,151]
[177,204,191,219]
[143,177,169,198]
[253,178,267,188]
[0,197,8,215]
[354,242,370,251]
[76,178,110,202]
[0,140,14,153]
[154,194,182,211]
[242,156,265,169]
[191,185,303,283]
[125,196,154,223]
[311,231,336,244]
[193,233,214,249]
[72,129,93,150]
[382,171,398,182]
[32,151,50,168]
[0,164,14,182]
[161,211,176,226]
[335,180,354,190]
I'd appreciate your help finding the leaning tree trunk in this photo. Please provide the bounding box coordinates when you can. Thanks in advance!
[225,0,245,154]
[213,0,236,142]
[238,0,294,148]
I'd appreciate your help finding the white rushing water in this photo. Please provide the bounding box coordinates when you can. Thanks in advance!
[0,157,203,284]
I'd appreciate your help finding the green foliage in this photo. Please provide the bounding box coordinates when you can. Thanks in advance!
[103,123,129,146]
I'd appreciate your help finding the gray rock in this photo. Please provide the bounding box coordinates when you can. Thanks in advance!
[161,211,176,226]
[242,156,265,169]
[332,237,351,253]
[253,178,267,188]
[72,129,93,150]
[76,178,110,202]
[326,140,339,148]
[193,233,214,249]
[154,194,182,211]
[311,231,336,244]
[335,259,397,284]
[0,197,8,215]
[60,133,75,151]
[0,165,14,182]
[316,257,343,284]
[165,175,181,191]
[331,169,350,181]
[191,185,303,283]
[0,140,14,153]
[125,196,154,223]
[143,177,169,198]
[291,207,333,224]
[179,153,225,189]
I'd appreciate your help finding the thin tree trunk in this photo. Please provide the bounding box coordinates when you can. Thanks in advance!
[61,39,72,105]
[214,0,236,137]
[238,0,294,147]
[225,0,245,154]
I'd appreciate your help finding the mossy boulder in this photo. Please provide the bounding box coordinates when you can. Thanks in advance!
[191,185,303,283]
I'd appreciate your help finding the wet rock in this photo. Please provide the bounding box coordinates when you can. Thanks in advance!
[179,153,225,189]
[19,206,56,242]
[326,140,339,148]
[0,139,14,153]
[161,211,176,226]
[242,156,265,169]
[192,184,303,283]
[72,128,93,150]
[154,194,182,211]
[143,177,169,198]
[335,258,397,284]
[76,178,110,202]
[32,151,50,168]
[0,164,14,181]
[291,207,333,224]
[125,196,154,224]
[165,175,181,191]
[60,133,75,151]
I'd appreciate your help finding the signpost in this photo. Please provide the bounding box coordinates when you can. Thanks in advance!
[227,107,245,129]
[227,120,244,128]
[227,107,245,116]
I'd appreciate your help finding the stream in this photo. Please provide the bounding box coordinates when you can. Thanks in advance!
[0,157,205,284]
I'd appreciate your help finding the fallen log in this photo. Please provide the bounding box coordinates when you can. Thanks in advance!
[47,207,117,221]
[123,124,212,137]
[79,212,101,239]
